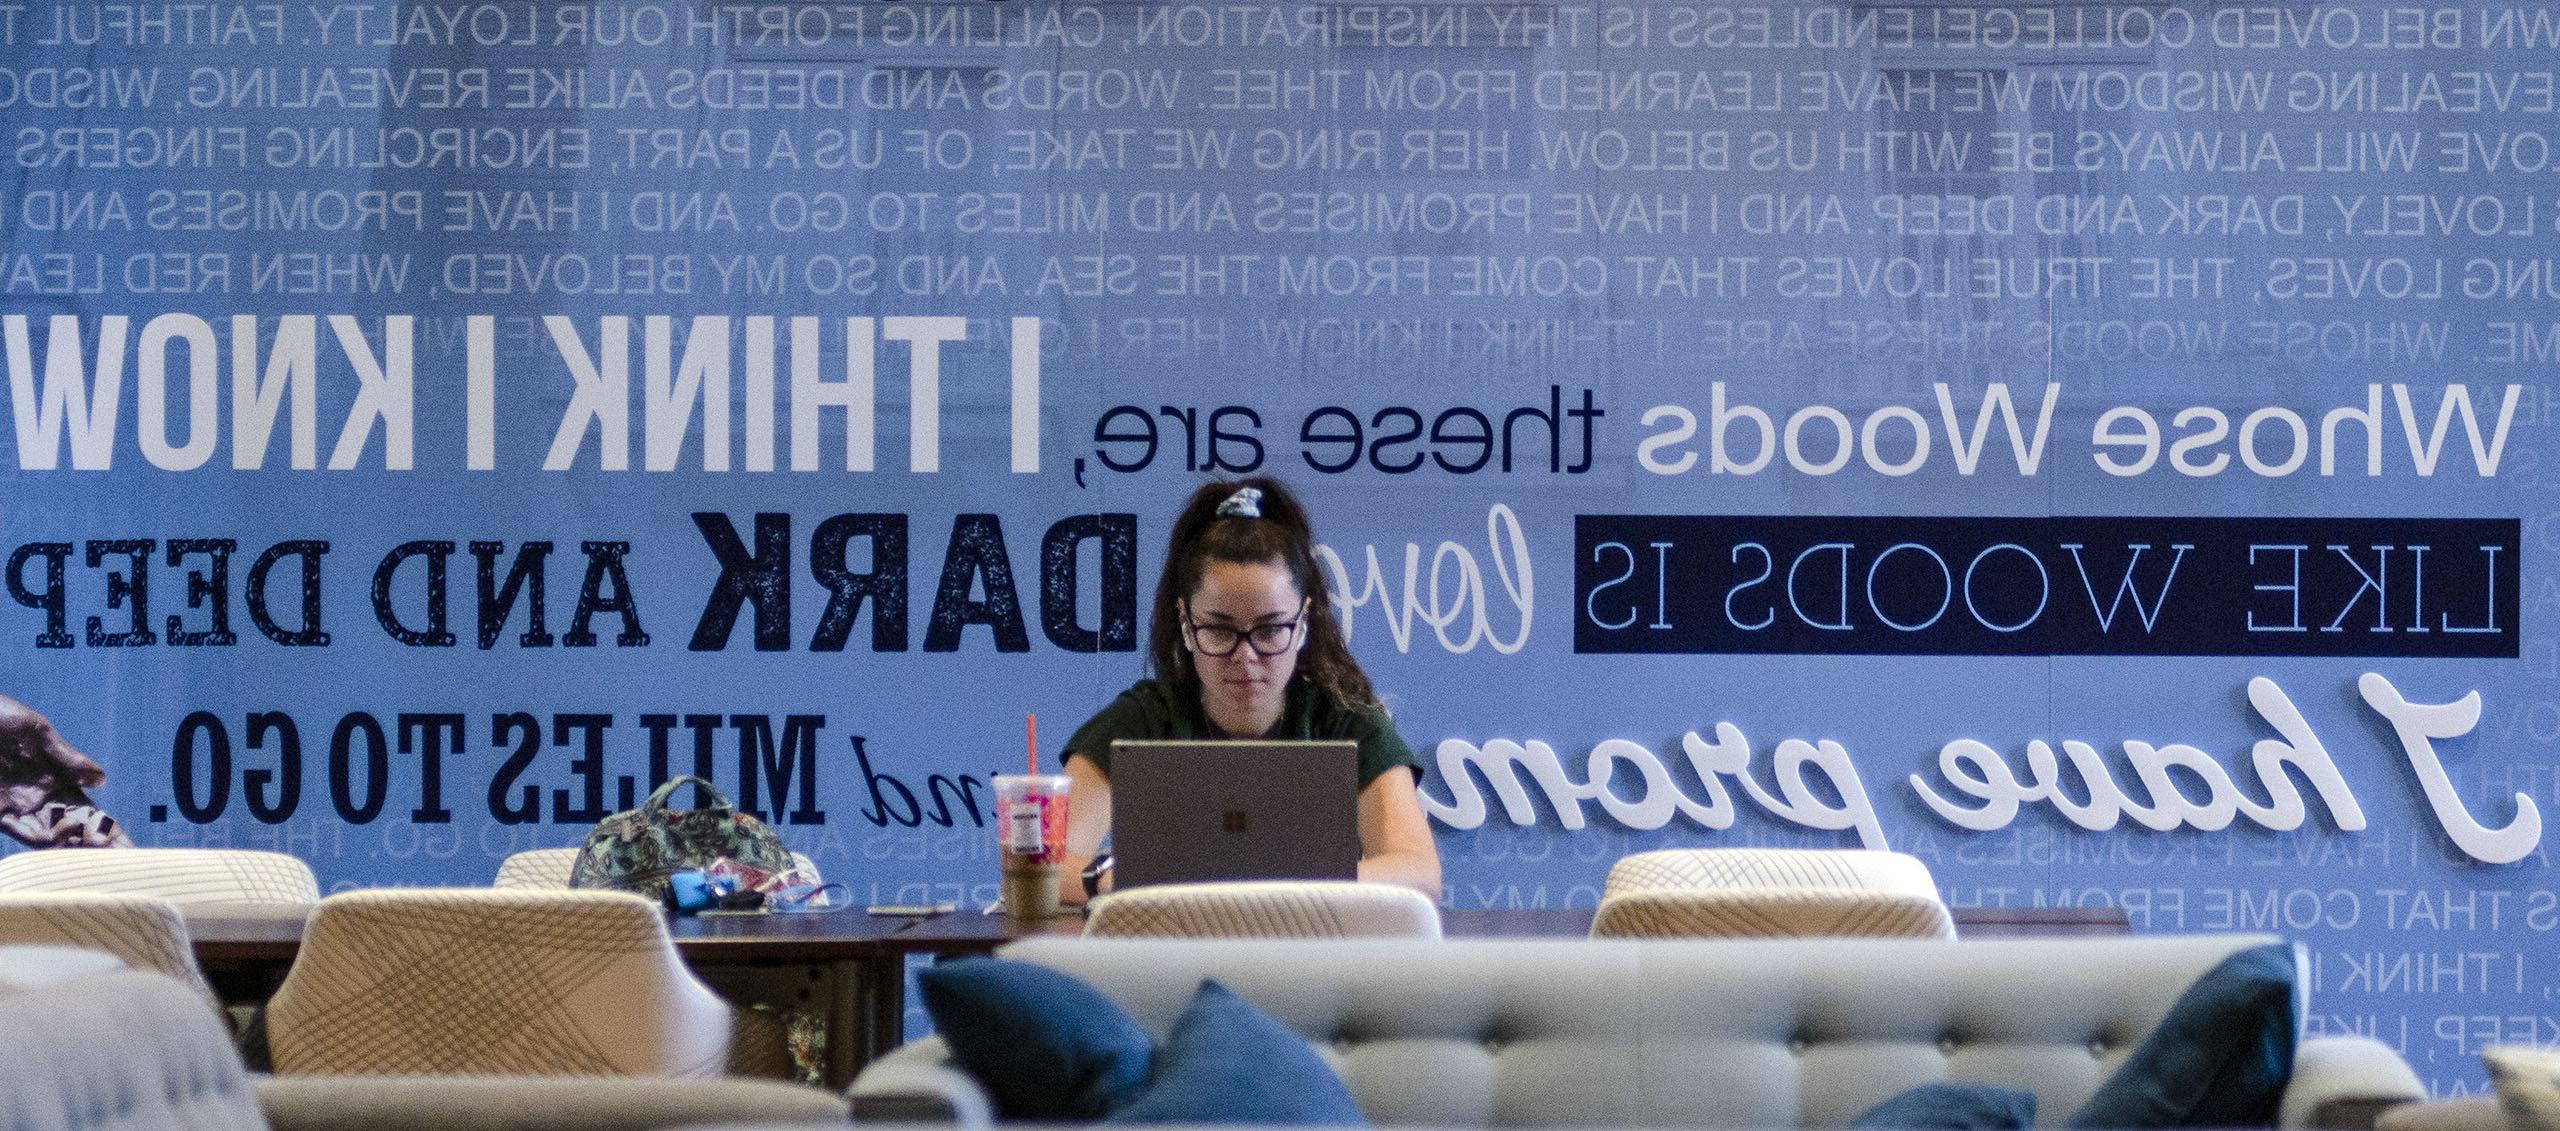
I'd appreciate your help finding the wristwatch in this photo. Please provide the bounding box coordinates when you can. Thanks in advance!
[1082,853,1114,900]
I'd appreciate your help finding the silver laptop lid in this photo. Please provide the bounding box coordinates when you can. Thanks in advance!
[1108,739,1360,890]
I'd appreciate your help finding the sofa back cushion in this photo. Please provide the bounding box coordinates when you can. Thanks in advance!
[916,956,1154,1120]
[0,947,268,1131]
[999,933,2288,1129]
[2069,945,2298,1128]
[1105,980,1369,1125]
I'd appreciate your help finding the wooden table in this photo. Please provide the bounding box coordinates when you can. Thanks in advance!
[186,902,2128,1088]
[881,903,2131,957]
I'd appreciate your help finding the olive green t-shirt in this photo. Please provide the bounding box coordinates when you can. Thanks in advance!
[1062,678,1421,789]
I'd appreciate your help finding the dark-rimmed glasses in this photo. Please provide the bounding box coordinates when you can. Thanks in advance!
[1182,604,1307,657]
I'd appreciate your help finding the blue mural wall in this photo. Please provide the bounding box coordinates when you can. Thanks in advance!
[3,0,2554,1091]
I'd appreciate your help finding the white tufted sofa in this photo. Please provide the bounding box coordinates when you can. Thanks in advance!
[0,944,265,1129]
[0,945,853,1131]
[850,933,2424,1130]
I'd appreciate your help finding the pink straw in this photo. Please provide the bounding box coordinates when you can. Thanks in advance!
[1027,714,1038,775]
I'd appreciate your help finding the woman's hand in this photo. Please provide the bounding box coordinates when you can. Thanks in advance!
[1354,766,1442,901]
[0,693,106,787]
[0,694,131,848]
[1058,754,1115,905]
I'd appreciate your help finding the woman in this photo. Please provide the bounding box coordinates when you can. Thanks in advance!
[1058,477,1441,902]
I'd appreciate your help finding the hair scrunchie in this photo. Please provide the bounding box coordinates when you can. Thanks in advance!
[1214,487,1263,519]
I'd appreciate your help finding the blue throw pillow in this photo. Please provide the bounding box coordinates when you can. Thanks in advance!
[1105,979,1369,1126]
[914,957,1153,1121]
[2068,944,2297,1128]
[1853,1083,2038,1130]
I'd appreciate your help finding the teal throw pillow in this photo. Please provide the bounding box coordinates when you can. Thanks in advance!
[1853,1083,2038,1130]
[1104,979,1369,1126]
[914,957,1153,1121]
[2068,944,2297,1129]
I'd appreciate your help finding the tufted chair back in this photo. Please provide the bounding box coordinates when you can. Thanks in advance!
[1593,848,1955,940]
[0,847,318,905]
[267,888,733,1077]
[1085,881,1441,939]
[0,893,220,1011]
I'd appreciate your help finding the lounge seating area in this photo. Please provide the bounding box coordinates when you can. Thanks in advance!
[0,845,2535,1131]
[0,929,2444,1131]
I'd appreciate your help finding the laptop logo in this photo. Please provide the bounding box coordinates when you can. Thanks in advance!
[1221,810,1249,834]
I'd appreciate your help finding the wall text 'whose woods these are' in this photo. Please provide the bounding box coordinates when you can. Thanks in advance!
[1636,383,2521,480]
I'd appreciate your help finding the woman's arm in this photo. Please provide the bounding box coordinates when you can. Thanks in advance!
[1058,754,1114,905]
[1354,766,1442,901]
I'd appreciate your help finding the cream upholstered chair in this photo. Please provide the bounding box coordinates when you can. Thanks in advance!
[1085,881,1442,940]
[1590,848,1956,940]
[0,894,219,1010]
[489,849,825,1081]
[492,847,583,889]
[0,848,318,904]
[1600,846,1947,898]
[494,847,822,889]
[266,888,734,1077]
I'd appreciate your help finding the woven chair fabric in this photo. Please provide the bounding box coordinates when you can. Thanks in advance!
[1601,848,1942,900]
[1085,881,1441,940]
[0,848,319,904]
[1589,888,1957,940]
[266,888,733,1078]
[492,848,582,890]
[0,894,220,1009]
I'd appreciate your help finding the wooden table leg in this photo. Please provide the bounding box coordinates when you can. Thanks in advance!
[828,954,909,1089]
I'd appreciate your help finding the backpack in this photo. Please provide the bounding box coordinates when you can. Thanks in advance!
[568,776,795,902]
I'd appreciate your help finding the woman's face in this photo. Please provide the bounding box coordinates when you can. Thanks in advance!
[1181,557,1308,738]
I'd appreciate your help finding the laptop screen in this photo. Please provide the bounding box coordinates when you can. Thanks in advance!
[1108,739,1361,889]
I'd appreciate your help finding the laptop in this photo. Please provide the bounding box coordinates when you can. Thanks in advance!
[1108,739,1361,889]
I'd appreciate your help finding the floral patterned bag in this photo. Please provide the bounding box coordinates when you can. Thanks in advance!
[569,776,795,902]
